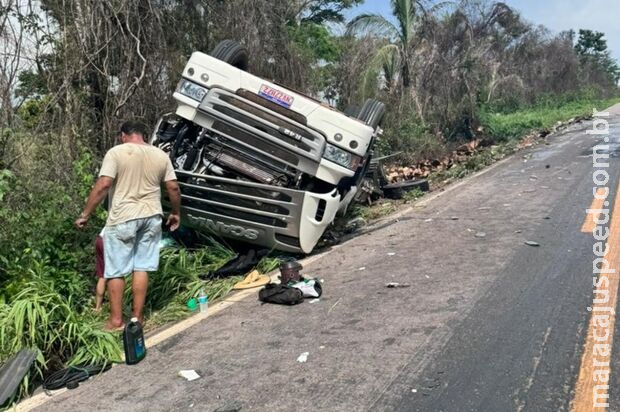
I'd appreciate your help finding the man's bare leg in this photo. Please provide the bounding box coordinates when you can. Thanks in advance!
[132,271,148,325]
[95,277,107,311]
[106,278,125,330]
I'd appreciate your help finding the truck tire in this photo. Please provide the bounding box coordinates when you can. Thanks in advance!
[382,179,430,200]
[357,98,386,130]
[209,40,249,71]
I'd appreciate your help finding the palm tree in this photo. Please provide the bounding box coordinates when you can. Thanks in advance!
[346,0,429,90]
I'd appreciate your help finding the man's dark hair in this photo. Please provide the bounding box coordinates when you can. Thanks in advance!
[120,120,148,137]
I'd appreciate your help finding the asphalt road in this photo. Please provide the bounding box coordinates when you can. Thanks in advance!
[31,105,620,412]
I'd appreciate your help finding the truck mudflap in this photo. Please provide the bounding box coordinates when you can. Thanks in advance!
[168,170,340,254]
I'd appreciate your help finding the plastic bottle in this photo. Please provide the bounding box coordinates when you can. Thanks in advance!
[123,317,146,365]
[198,289,208,314]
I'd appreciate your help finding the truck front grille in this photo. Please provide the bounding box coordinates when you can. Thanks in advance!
[183,198,288,228]
[175,171,299,231]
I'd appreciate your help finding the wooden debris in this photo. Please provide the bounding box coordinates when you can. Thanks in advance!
[383,138,482,184]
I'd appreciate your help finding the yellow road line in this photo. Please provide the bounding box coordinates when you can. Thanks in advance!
[582,188,608,233]
[572,186,618,411]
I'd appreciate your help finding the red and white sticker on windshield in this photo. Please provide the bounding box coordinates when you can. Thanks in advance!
[258,84,294,108]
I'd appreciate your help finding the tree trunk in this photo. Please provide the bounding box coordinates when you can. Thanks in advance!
[402,61,411,88]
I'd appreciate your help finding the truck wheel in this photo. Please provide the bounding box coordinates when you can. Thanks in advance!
[209,40,249,71]
[382,179,430,200]
[357,98,386,130]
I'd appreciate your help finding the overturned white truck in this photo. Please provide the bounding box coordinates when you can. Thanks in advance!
[152,40,385,254]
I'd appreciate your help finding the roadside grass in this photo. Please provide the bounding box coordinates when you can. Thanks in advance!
[131,241,237,328]
[433,95,620,185]
[480,95,620,141]
[351,201,397,221]
[402,187,425,202]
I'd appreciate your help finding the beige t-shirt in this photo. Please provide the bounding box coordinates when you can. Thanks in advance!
[99,143,177,226]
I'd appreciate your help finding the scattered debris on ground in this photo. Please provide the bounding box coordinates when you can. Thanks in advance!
[279,260,303,284]
[525,241,540,247]
[178,370,201,381]
[328,298,342,314]
[258,284,304,305]
[233,270,270,290]
[0,349,37,404]
[386,283,411,288]
[296,352,309,363]
[257,260,323,305]
[204,249,269,279]
[290,278,322,298]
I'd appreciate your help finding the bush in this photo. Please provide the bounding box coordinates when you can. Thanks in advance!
[378,111,447,162]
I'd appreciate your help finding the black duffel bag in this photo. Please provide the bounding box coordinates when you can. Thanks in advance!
[258,284,304,305]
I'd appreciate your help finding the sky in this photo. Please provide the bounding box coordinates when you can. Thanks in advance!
[344,0,620,62]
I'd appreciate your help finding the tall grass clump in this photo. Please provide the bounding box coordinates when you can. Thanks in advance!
[143,242,237,326]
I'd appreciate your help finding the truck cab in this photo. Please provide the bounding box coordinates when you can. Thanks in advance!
[152,40,385,253]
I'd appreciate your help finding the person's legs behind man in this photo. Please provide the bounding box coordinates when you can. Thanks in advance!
[94,234,106,311]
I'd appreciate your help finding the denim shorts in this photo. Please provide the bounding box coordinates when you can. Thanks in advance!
[103,215,162,278]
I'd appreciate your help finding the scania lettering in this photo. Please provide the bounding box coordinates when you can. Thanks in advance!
[187,215,259,240]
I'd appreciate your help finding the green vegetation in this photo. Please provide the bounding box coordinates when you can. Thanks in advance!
[431,94,620,184]
[402,187,425,202]
[351,202,397,221]
[481,94,620,141]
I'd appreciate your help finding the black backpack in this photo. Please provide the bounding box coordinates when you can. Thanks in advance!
[258,284,304,305]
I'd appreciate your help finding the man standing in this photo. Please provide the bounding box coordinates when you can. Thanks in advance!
[75,121,181,330]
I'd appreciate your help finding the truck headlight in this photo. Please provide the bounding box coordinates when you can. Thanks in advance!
[177,79,207,102]
[323,144,362,170]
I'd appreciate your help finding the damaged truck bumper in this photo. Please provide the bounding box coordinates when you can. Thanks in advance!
[168,171,340,254]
